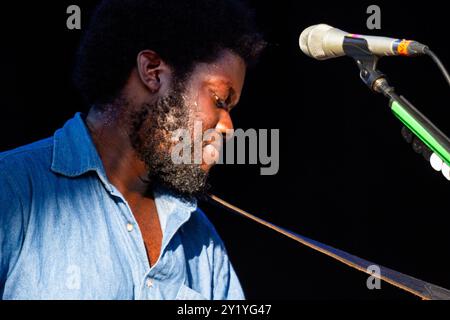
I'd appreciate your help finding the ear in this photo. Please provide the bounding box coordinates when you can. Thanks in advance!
[136,50,169,93]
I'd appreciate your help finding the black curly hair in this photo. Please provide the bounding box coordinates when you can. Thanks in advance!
[73,0,265,107]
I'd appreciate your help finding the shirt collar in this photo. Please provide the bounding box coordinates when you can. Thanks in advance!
[154,185,198,244]
[51,112,112,187]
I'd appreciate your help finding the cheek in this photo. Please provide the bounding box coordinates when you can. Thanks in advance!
[192,94,220,130]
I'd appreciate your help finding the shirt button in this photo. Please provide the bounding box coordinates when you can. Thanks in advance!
[126,223,134,232]
[146,279,153,288]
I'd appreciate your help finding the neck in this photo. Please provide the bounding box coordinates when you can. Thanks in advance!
[85,106,151,198]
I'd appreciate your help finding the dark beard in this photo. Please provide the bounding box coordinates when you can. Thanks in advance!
[127,81,209,199]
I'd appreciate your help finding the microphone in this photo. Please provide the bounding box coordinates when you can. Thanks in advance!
[299,24,428,60]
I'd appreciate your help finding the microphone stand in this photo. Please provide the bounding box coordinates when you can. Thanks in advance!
[204,39,450,300]
[343,36,450,166]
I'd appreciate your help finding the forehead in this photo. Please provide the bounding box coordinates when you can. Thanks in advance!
[189,50,246,92]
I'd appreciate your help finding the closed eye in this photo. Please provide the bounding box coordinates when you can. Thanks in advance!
[212,92,231,111]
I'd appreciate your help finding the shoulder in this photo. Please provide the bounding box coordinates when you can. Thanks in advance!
[182,206,245,299]
[0,137,54,181]
[181,206,232,269]
[0,137,54,209]
[0,139,53,241]
[184,207,226,249]
[0,137,53,167]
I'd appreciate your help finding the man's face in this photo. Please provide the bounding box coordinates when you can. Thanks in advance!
[128,50,246,197]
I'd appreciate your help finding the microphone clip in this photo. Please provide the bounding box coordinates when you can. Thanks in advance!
[343,36,388,93]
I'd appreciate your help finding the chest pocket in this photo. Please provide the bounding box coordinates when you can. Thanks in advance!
[175,284,208,300]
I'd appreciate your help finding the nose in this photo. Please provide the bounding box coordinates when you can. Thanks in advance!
[215,110,234,141]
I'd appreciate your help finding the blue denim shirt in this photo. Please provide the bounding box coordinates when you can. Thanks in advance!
[0,113,244,300]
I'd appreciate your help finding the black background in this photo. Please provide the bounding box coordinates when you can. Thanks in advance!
[1,1,449,300]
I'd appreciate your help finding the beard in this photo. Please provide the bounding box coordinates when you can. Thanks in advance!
[126,80,210,199]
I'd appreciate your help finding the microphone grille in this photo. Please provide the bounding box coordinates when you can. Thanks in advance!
[299,24,334,60]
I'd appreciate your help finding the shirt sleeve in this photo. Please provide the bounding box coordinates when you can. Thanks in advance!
[0,167,25,292]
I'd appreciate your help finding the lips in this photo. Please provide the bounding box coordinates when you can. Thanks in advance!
[203,143,220,165]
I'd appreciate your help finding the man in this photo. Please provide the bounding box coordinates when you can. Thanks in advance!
[0,0,264,299]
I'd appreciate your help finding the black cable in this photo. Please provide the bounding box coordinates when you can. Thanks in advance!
[424,47,450,88]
